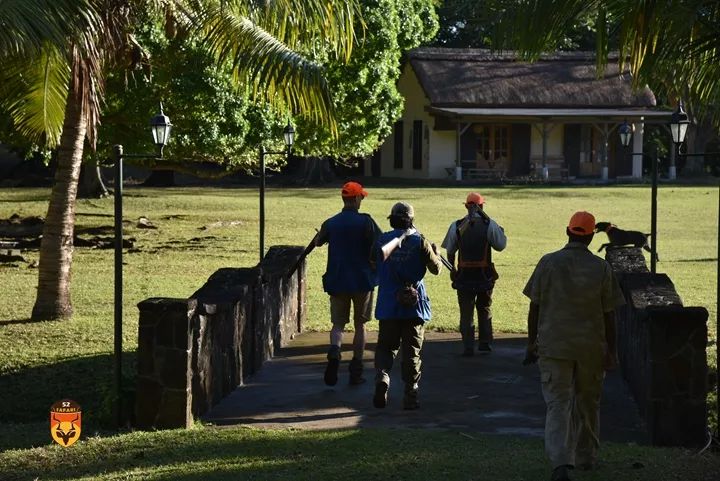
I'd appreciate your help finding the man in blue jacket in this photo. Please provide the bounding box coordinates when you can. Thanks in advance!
[372,202,442,410]
[316,181,381,386]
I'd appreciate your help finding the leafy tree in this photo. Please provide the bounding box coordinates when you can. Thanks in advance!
[295,0,439,160]
[0,0,362,321]
[98,25,287,175]
[434,0,603,50]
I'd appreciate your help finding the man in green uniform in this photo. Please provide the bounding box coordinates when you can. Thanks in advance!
[523,211,625,481]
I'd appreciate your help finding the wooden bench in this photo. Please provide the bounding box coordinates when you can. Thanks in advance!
[465,168,503,180]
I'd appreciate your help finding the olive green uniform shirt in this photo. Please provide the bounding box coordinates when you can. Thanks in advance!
[523,242,625,361]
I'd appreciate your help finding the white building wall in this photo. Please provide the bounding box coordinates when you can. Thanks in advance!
[377,64,448,179]
[632,121,644,178]
[529,123,564,160]
[429,130,457,179]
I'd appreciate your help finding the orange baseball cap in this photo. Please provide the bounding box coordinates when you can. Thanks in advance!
[465,192,485,205]
[341,181,368,198]
[568,211,596,236]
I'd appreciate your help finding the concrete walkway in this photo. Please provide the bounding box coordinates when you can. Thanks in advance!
[204,332,647,443]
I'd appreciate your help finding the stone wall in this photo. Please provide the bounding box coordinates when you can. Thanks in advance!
[607,248,708,446]
[135,298,196,429]
[135,245,306,429]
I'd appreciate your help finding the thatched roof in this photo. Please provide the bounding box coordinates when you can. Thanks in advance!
[408,48,656,108]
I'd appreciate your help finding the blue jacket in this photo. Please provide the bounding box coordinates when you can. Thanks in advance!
[318,208,380,295]
[374,229,440,322]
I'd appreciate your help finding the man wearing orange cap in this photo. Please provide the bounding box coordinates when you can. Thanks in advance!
[441,192,506,356]
[315,181,381,386]
[523,211,625,481]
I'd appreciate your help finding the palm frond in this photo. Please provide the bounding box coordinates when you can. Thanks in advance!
[0,0,100,57]
[188,0,355,132]
[0,46,71,146]
[195,1,353,131]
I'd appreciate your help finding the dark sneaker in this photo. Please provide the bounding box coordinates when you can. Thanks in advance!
[403,391,420,410]
[324,347,341,386]
[349,358,366,385]
[373,380,389,408]
[550,465,572,481]
[461,347,474,357]
[478,342,493,354]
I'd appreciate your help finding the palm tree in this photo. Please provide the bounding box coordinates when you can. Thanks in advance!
[0,0,361,320]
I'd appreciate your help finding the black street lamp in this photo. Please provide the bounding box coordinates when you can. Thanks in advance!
[670,101,690,147]
[618,119,659,274]
[259,121,295,261]
[111,103,172,427]
[670,100,720,438]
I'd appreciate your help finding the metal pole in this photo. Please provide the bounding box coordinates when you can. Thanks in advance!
[112,144,123,427]
[259,146,265,261]
[650,147,658,274]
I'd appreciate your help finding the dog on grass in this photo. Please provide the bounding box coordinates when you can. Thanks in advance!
[594,221,657,260]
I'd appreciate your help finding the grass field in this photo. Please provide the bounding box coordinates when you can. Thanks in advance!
[0,184,718,454]
[1,425,720,481]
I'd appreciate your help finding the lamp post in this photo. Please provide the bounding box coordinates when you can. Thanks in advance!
[259,121,295,261]
[111,103,172,427]
[619,119,658,273]
[670,101,690,178]
[670,101,720,437]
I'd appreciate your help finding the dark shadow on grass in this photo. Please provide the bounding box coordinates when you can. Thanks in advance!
[669,258,718,263]
[0,352,137,451]
[0,427,551,481]
[75,212,114,218]
[0,318,40,326]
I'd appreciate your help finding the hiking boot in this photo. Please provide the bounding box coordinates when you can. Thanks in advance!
[324,346,341,386]
[349,358,365,385]
[403,390,420,410]
[478,342,493,354]
[550,465,572,481]
[373,380,389,408]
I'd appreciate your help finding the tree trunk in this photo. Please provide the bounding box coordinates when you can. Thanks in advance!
[686,120,717,174]
[31,75,87,321]
[78,158,108,198]
[299,156,334,185]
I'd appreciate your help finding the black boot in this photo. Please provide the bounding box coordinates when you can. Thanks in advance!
[348,358,365,385]
[324,346,341,386]
[403,386,420,410]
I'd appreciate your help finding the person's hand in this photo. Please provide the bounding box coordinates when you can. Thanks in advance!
[604,349,619,371]
[431,242,438,255]
[450,269,457,282]
[523,342,538,366]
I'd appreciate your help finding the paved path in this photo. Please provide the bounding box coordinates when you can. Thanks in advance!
[205,332,647,443]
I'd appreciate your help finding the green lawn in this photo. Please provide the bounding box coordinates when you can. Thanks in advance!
[1,426,719,481]
[0,184,717,453]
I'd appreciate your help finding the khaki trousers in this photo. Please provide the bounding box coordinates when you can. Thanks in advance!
[538,357,604,469]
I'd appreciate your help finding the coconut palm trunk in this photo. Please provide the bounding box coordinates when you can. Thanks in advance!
[31,74,87,321]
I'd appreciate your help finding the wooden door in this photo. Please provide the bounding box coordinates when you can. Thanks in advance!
[474,125,511,172]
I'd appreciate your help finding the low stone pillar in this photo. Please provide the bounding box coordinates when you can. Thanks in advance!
[135,298,196,429]
[606,247,709,446]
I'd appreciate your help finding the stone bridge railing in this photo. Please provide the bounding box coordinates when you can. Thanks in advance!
[607,248,708,446]
[134,245,306,429]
